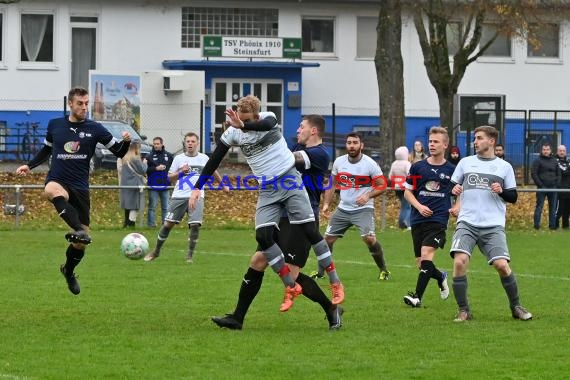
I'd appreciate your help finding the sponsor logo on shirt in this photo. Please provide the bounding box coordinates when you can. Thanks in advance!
[64,141,81,153]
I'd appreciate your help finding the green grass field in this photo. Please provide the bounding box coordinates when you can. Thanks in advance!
[1,228,568,379]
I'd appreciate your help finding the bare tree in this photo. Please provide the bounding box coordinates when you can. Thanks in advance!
[411,0,570,144]
[375,0,405,173]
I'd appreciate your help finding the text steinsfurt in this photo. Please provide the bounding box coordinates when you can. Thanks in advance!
[147,172,422,191]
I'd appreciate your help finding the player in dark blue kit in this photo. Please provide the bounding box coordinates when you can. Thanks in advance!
[211,114,343,330]
[16,87,131,295]
[402,127,457,308]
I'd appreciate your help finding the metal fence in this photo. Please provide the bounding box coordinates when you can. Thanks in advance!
[2,184,568,230]
[1,184,394,229]
[0,97,204,161]
[2,98,569,186]
[458,109,570,185]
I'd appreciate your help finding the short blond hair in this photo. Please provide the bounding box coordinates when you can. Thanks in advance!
[429,126,449,142]
[236,95,261,115]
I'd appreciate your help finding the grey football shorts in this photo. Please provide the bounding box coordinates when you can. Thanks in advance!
[164,197,204,225]
[325,207,376,237]
[449,221,510,264]
[255,167,315,229]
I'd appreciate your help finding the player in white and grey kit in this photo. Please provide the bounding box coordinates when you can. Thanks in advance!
[322,133,390,280]
[450,125,532,322]
[188,95,344,323]
[144,132,228,263]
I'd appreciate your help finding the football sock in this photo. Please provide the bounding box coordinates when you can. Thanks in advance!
[155,225,171,253]
[431,264,444,288]
[233,268,264,323]
[370,241,387,272]
[313,240,340,283]
[188,224,200,257]
[64,244,85,275]
[51,196,83,231]
[452,275,469,310]
[415,260,434,299]
[500,273,520,309]
[263,243,295,287]
[296,272,332,312]
[314,241,332,277]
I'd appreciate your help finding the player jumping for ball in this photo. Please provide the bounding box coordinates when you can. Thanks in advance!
[16,87,131,295]
[188,95,344,312]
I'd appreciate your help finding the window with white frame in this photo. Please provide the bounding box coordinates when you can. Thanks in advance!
[356,16,377,59]
[181,7,278,48]
[71,16,98,89]
[302,16,335,54]
[480,23,511,57]
[527,23,560,58]
[20,12,54,62]
[447,21,462,56]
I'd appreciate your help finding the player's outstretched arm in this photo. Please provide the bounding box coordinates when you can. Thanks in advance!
[109,138,131,158]
[24,144,52,170]
[189,143,230,210]
[16,164,30,176]
[195,143,230,190]
[241,116,277,131]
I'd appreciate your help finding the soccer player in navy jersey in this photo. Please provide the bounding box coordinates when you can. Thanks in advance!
[211,114,343,330]
[402,126,455,308]
[16,87,131,295]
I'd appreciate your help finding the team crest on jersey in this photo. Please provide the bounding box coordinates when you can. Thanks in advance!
[425,181,441,191]
[64,141,81,153]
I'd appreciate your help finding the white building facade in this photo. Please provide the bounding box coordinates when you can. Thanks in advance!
[1,0,569,164]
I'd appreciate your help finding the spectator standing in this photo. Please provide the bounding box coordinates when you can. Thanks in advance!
[409,140,428,163]
[119,142,147,227]
[448,146,461,166]
[531,143,560,230]
[389,146,411,229]
[556,145,570,229]
[146,137,173,227]
[495,144,513,166]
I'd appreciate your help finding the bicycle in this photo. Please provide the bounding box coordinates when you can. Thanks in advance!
[16,122,41,162]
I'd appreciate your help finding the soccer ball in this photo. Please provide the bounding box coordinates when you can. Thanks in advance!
[120,232,149,260]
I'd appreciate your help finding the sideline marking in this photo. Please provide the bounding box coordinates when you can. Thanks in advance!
[198,251,570,281]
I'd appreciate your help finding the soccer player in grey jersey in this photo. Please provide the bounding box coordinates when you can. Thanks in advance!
[211,114,343,330]
[322,133,390,280]
[143,132,228,263]
[449,125,532,322]
[188,95,344,317]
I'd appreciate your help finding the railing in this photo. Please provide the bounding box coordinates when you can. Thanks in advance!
[1,184,569,228]
[0,184,152,227]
